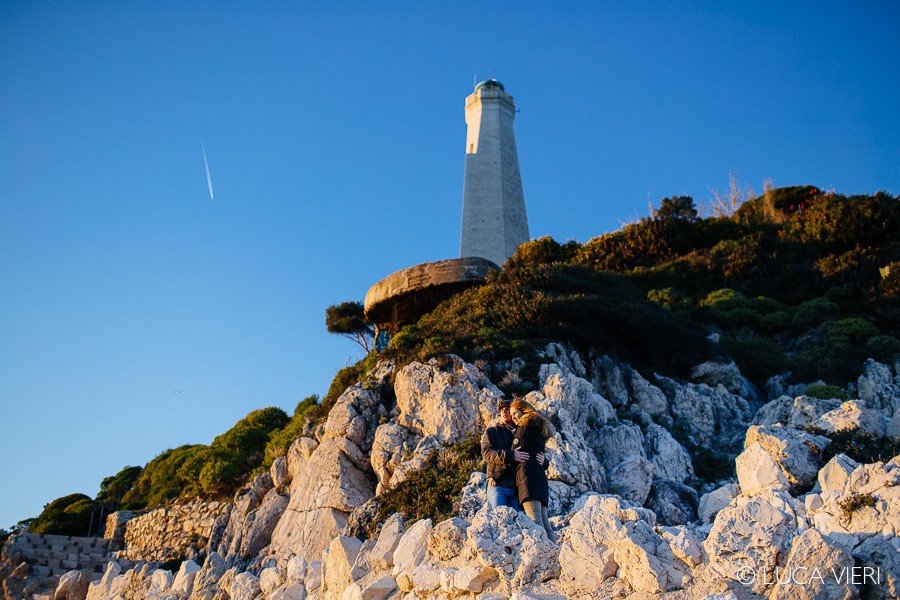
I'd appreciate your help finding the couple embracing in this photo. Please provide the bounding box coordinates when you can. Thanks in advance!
[480,396,557,543]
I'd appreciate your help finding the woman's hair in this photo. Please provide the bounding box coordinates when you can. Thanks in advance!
[510,398,555,439]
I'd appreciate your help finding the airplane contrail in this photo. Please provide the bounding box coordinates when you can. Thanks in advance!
[201,135,215,200]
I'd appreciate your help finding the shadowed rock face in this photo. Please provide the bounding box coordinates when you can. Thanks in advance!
[364,257,499,334]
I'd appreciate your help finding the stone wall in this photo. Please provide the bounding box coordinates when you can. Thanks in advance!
[118,500,231,562]
[5,532,111,580]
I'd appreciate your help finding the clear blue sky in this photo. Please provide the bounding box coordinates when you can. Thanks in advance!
[2,1,898,529]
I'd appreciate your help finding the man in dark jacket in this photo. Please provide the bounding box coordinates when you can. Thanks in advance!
[480,398,544,509]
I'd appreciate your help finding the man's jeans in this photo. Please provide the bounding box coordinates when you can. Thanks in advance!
[486,484,519,510]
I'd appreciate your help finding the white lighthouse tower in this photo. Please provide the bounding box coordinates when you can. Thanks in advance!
[459,79,530,266]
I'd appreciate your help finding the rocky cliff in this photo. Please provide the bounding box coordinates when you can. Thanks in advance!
[2,348,898,600]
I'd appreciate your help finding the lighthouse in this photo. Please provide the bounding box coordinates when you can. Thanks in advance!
[459,79,530,266]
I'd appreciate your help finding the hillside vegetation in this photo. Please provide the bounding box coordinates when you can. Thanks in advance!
[18,186,899,537]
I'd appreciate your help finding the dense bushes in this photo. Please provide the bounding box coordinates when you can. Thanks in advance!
[505,188,900,388]
[120,445,205,509]
[176,407,290,499]
[386,264,716,379]
[29,494,101,536]
[369,436,481,536]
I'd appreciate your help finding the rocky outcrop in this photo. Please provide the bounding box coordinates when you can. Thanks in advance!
[16,354,900,600]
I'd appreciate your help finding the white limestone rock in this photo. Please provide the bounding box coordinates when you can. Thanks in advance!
[369,513,405,571]
[172,560,201,597]
[217,473,274,559]
[369,422,418,494]
[857,359,900,416]
[543,343,587,378]
[394,355,501,444]
[736,442,791,496]
[753,394,795,427]
[662,378,752,449]
[787,395,843,429]
[591,355,629,407]
[770,528,858,600]
[392,519,432,576]
[232,572,262,600]
[287,437,319,482]
[324,385,385,468]
[359,576,397,600]
[324,536,363,600]
[817,454,860,494]
[594,420,645,473]
[628,369,669,417]
[741,425,830,494]
[537,363,616,429]
[458,472,488,521]
[646,479,699,526]
[427,517,468,561]
[702,490,804,596]
[189,552,227,600]
[452,566,499,593]
[409,565,441,594]
[816,400,888,437]
[286,556,308,585]
[54,570,93,600]
[558,493,691,595]
[270,455,290,491]
[306,562,323,592]
[465,506,559,591]
[644,423,695,483]
[268,437,375,563]
[608,455,654,505]
[852,535,900,600]
[698,483,740,524]
[260,567,285,597]
[690,361,757,401]
[240,488,290,559]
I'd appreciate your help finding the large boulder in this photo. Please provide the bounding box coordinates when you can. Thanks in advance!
[737,425,830,495]
[690,361,758,403]
[644,423,695,483]
[323,536,362,600]
[559,494,692,595]
[216,472,274,558]
[816,400,888,437]
[393,355,501,444]
[698,483,740,524]
[770,528,857,600]
[189,552,227,600]
[54,570,92,600]
[852,535,900,600]
[702,490,805,596]
[608,456,654,505]
[659,377,752,450]
[857,359,900,416]
[646,479,699,526]
[465,506,559,591]
[268,437,375,562]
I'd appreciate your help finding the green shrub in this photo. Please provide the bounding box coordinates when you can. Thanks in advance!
[369,436,481,537]
[177,407,290,499]
[96,465,143,510]
[806,427,900,465]
[30,494,100,536]
[121,445,205,509]
[791,297,840,329]
[804,384,850,401]
[723,336,785,382]
[825,317,879,343]
[838,493,877,520]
